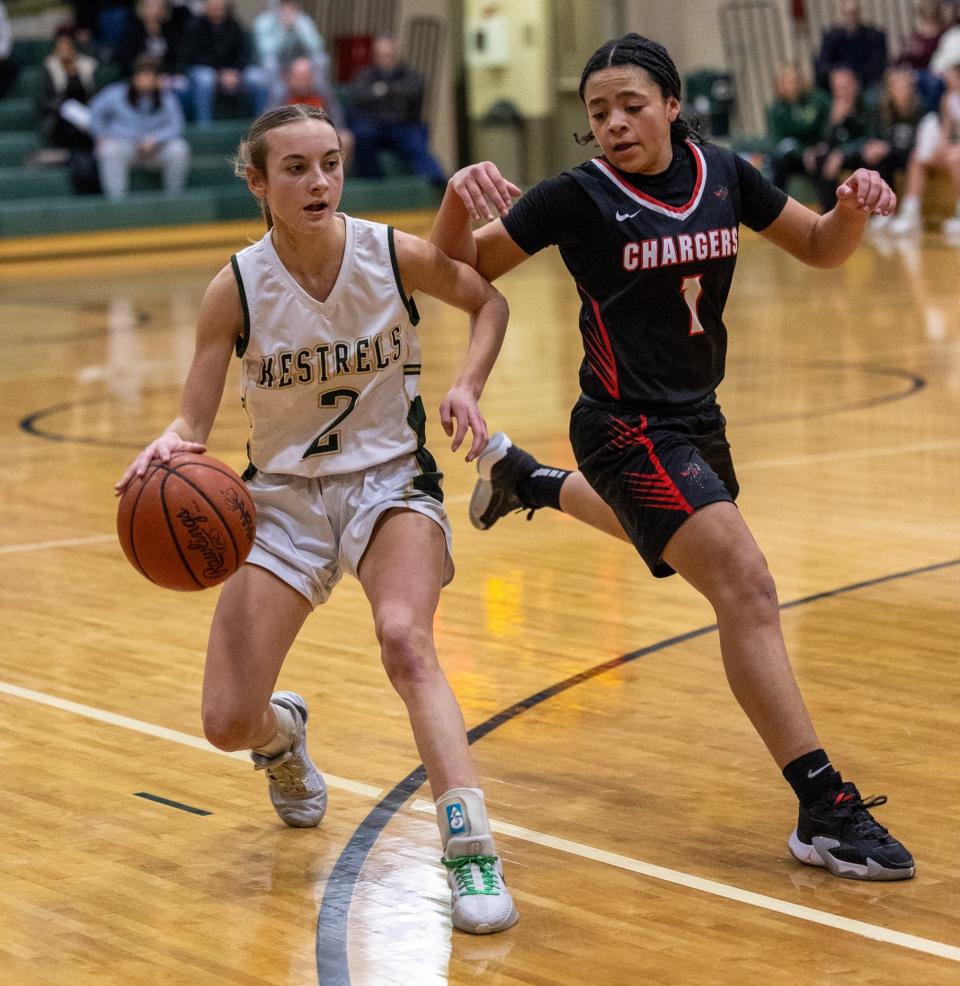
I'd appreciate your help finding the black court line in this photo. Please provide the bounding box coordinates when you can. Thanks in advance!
[733,361,925,427]
[134,792,212,816]
[315,556,960,986]
[19,388,183,449]
[17,360,925,451]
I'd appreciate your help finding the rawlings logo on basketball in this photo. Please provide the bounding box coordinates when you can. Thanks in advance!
[117,452,255,591]
[176,507,229,579]
[224,487,255,543]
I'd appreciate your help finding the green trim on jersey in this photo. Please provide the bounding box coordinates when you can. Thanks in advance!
[230,254,251,357]
[406,395,443,502]
[387,226,421,326]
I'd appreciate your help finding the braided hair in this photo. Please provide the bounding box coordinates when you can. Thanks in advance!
[576,33,700,146]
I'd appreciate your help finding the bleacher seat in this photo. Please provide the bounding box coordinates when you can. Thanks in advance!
[0,43,440,238]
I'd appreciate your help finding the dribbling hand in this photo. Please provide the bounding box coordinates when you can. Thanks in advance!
[439,385,489,462]
[114,430,207,496]
[449,162,522,223]
[835,168,896,216]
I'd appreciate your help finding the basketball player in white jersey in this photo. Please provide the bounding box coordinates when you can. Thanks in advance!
[115,104,518,935]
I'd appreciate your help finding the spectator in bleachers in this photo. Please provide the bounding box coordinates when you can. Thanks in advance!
[859,66,926,230]
[184,0,268,125]
[0,0,19,100]
[115,0,189,102]
[284,55,325,108]
[348,36,445,187]
[898,0,946,71]
[70,0,135,59]
[115,0,185,73]
[766,62,830,192]
[888,61,960,239]
[814,0,887,95]
[803,65,871,213]
[89,53,190,200]
[252,0,345,130]
[897,0,948,112]
[36,25,100,194]
[282,56,353,166]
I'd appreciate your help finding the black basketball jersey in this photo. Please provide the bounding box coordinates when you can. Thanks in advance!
[502,142,786,408]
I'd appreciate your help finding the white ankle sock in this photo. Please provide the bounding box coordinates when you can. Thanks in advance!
[252,702,296,757]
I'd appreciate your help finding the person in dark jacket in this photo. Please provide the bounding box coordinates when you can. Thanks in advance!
[861,66,926,187]
[804,66,872,212]
[36,25,101,194]
[114,0,188,98]
[814,0,887,94]
[185,0,268,124]
[348,36,445,184]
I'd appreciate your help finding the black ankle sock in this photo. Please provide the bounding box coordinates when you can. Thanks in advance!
[782,749,843,807]
[516,466,571,511]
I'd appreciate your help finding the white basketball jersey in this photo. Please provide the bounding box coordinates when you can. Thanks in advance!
[231,217,424,477]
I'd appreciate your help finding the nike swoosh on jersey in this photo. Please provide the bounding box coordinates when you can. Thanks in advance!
[616,209,642,221]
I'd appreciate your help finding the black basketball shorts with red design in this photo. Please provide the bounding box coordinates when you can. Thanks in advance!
[570,395,739,578]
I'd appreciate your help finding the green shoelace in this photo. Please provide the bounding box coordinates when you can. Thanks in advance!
[442,855,501,896]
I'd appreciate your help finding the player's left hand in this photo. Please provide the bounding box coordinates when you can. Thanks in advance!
[439,385,489,462]
[448,162,522,223]
[835,168,896,216]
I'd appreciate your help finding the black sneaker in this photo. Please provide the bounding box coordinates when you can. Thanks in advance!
[788,782,915,881]
[469,432,540,530]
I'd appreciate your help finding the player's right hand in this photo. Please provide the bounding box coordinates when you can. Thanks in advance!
[448,162,521,223]
[114,431,206,496]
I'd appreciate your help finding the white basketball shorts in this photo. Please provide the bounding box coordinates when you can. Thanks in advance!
[244,453,454,608]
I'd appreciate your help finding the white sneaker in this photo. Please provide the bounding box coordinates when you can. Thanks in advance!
[251,691,327,827]
[443,840,519,935]
[437,788,518,934]
[888,212,921,236]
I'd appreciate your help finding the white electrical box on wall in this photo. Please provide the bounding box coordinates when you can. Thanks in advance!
[464,15,510,68]
[464,0,553,119]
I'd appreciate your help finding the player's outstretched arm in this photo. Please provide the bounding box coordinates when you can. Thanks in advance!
[394,230,509,462]
[114,265,243,495]
[761,168,896,269]
[430,163,528,283]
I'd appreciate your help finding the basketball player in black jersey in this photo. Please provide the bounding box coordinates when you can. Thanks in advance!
[431,34,914,882]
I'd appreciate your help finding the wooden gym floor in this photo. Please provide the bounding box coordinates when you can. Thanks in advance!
[1,213,958,986]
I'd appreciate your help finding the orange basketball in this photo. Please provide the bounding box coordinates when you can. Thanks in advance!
[117,452,256,591]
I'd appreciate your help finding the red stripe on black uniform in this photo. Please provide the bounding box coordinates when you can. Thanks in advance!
[501,141,786,576]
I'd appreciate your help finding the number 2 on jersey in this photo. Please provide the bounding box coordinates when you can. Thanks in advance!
[301,388,360,459]
[680,273,705,335]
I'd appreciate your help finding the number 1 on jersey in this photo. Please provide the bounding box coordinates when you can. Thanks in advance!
[302,388,359,459]
[680,274,705,335]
